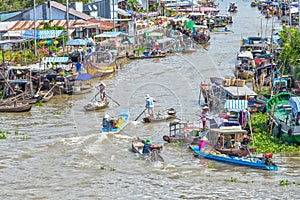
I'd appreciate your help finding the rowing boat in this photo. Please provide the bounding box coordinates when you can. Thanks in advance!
[131,138,164,162]
[143,108,177,123]
[84,100,109,111]
[101,109,130,134]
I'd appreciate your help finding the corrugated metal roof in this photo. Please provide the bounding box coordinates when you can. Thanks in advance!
[0,21,16,31]
[8,20,77,31]
[50,1,92,21]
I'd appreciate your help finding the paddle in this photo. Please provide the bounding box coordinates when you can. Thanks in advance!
[135,108,147,121]
[90,91,101,102]
[106,94,120,106]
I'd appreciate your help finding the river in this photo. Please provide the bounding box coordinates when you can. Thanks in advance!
[0,0,299,199]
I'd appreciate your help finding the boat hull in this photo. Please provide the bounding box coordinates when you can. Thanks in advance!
[0,103,32,112]
[101,109,130,134]
[190,145,278,171]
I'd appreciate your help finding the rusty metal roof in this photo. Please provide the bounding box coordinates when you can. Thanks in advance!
[8,20,77,31]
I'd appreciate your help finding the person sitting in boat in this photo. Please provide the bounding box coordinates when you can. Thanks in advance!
[142,139,152,155]
[240,134,250,149]
[102,114,111,131]
[199,137,222,155]
[145,94,157,119]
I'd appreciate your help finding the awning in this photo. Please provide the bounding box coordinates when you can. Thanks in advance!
[225,100,248,111]
[22,30,64,39]
[0,39,27,44]
[43,57,70,63]
[66,38,94,46]
[117,8,131,17]
[94,31,127,38]
[3,30,26,38]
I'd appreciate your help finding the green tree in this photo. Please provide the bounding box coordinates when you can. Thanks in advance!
[278,28,300,70]
[126,0,139,12]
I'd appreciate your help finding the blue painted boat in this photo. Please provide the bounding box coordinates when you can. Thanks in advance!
[102,109,130,134]
[189,145,278,171]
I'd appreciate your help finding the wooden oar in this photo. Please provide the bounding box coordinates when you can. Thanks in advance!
[34,86,43,98]
[135,108,147,121]
[42,83,57,99]
[90,91,101,101]
[106,94,120,106]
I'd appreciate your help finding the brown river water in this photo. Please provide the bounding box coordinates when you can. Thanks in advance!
[0,1,299,199]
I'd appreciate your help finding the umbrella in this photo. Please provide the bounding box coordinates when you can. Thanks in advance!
[76,73,92,81]
[40,39,59,45]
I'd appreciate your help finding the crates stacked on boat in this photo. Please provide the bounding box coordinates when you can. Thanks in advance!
[236,79,245,87]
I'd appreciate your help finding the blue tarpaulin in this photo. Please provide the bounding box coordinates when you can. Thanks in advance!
[225,100,248,111]
[22,30,64,39]
[76,73,92,81]
[66,39,93,46]
[43,57,70,63]
[289,97,300,118]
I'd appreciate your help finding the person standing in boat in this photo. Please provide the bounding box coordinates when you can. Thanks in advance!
[145,94,157,119]
[200,106,210,131]
[97,82,106,102]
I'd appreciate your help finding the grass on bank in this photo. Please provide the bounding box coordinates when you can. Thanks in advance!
[249,112,300,154]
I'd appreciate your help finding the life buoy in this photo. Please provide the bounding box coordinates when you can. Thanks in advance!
[288,129,292,137]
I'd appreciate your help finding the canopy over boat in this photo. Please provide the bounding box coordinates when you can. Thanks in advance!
[289,97,300,118]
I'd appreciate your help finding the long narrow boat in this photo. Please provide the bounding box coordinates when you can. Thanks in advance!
[84,100,109,111]
[128,53,166,60]
[0,103,32,112]
[84,51,117,78]
[131,138,164,162]
[189,145,278,171]
[266,92,300,144]
[143,108,177,123]
[101,109,130,134]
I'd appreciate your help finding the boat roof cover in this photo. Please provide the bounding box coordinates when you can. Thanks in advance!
[289,97,300,117]
[22,30,64,39]
[225,99,248,112]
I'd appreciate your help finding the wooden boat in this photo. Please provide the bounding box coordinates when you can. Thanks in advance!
[84,51,117,78]
[101,109,130,134]
[163,121,201,144]
[266,92,300,144]
[37,90,54,102]
[0,102,32,112]
[213,29,234,34]
[143,108,177,123]
[71,84,93,95]
[189,145,278,171]
[128,53,167,60]
[131,138,164,162]
[84,100,109,111]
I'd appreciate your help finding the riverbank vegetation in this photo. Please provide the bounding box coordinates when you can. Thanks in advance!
[250,112,300,154]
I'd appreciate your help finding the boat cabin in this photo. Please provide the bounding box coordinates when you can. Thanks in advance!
[209,127,248,150]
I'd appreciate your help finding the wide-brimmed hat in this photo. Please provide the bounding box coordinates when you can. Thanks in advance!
[145,94,150,99]
[145,139,151,144]
[200,137,208,141]
[104,114,110,118]
[203,106,209,110]
[100,81,106,87]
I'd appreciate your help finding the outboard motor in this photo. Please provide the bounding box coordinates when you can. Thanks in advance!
[263,153,274,166]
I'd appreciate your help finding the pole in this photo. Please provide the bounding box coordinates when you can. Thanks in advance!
[299,0,300,30]
[66,0,70,40]
[112,0,115,31]
[34,0,37,56]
